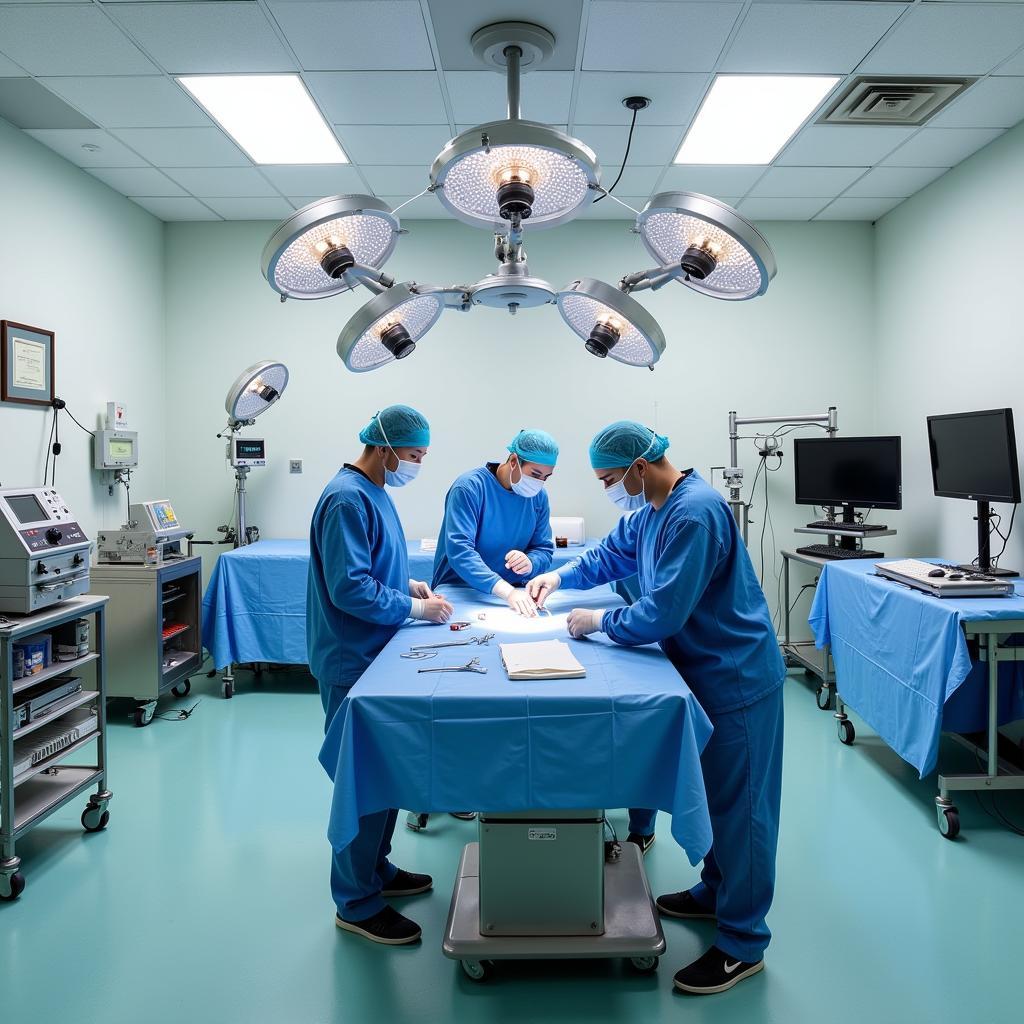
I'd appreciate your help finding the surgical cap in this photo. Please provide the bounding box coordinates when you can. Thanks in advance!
[359,405,431,448]
[507,428,559,467]
[589,421,670,469]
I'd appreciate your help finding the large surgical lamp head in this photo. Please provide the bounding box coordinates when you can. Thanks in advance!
[226,361,289,427]
[556,278,666,368]
[336,283,445,372]
[261,195,400,300]
[636,192,777,300]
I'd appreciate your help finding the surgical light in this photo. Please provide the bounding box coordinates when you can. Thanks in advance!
[226,361,289,427]
[337,284,445,372]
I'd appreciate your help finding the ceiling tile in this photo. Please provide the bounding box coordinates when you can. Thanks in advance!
[378,194,447,219]
[859,2,1024,75]
[574,124,684,167]
[0,52,26,77]
[333,123,451,164]
[202,197,294,220]
[108,2,295,74]
[748,165,867,198]
[721,2,905,74]
[813,196,904,221]
[583,2,743,72]
[574,72,706,126]
[87,167,188,198]
[658,164,767,195]
[260,163,367,195]
[996,47,1024,76]
[131,196,221,221]
[428,0,583,71]
[40,76,211,129]
[882,126,1002,166]
[306,72,447,125]
[268,1,434,71]
[25,128,148,167]
[842,164,946,197]
[777,125,915,165]
[739,197,830,220]
[164,167,278,198]
[111,127,249,167]
[360,165,432,196]
[0,79,95,129]
[445,71,573,125]
[456,125,568,134]
[929,76,1024,128]
[578,196,651,219]
[601,165,664,196]
[0,6,157,76]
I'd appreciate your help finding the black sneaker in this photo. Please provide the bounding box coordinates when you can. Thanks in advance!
[673,945,763,995]
[656,890,717,920]
[381,868,433,897]
[626,832,655,855]
[449,812,477,821]
[335,905,422,945]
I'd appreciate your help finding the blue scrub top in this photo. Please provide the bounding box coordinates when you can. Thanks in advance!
[307,465,413,688]
[559,470,785,715]
[432,464,554,593]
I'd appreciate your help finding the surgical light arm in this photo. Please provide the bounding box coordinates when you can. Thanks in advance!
[618,265,687,294]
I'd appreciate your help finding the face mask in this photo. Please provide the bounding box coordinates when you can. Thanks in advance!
[384,453,420,488]
[511,461,545,499]
[606,464,646,511]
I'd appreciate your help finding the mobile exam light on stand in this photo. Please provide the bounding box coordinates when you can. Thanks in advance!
[218,361,289,547]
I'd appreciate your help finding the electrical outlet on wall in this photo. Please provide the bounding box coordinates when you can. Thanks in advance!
[290,459,303,474]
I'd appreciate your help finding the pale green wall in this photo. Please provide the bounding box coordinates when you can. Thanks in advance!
[164,217,876,598]
[0,118,166,537]
[874,119,1024,568]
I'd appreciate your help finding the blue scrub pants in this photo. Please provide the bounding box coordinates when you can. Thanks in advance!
[320,681,399,922]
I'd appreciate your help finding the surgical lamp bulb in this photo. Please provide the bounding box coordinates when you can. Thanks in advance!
[496,165,536,221]
[313,236,355,279]
[378,321,416,360]
[586,319,620,358]
[247,377,280,403]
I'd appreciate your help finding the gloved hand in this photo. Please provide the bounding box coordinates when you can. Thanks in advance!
[409,579,434,599]
[412,595,454,624]
[567,608,604,639]
[526,572,561,609]
[506,588,538,618]
[505,550,533,576]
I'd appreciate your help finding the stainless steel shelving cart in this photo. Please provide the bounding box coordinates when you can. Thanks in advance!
[90,557,202,727]
[1,595,113,900]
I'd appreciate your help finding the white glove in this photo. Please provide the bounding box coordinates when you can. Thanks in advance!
[526,572,561,609]
[505,549,533,576]
[411,595,454,623]
[409,579,434,599]
[567,608,604,639]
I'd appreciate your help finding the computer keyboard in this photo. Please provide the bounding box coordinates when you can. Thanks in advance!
[795,544,884,561]
[806,520,887,532]
[874,559,1014,597]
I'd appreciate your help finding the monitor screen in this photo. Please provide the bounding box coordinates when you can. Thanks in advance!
[235,439,265,459]
[149,501,178,530]
[6,493,47,524]
[108,438,134,460]
[927,408,1020,503]
[794,436,902,510]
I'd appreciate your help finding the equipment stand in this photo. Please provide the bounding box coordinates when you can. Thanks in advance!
[964,500,1018,577]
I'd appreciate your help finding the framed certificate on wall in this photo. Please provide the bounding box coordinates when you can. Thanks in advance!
[1,321,55,407]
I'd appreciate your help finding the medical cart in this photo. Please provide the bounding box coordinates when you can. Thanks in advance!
[90,556,202,726]
[1,595,113,900]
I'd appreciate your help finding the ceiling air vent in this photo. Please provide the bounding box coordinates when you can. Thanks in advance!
[818,77,975,127]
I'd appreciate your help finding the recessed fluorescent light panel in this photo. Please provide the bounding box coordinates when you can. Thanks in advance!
[676,75,840,165]
[178,75,347,164]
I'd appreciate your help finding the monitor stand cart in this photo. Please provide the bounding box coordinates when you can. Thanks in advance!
[965,500,1018,577]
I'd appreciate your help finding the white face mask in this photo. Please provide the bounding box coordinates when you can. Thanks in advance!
[606,464,646,511]
[385,456,420,488]
[511,460,545,499]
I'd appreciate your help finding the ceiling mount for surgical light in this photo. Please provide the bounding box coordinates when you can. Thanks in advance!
[226,360,289,427]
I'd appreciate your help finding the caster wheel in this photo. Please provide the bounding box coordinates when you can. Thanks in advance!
[628,956,659,974]
[0,872,26,901]
[133,706,153,727]
[81,806,110,832]
[171,680,191,698]
[222,680,234,699]
[938,806,960,840]
[461,959,494,982]
[815,686,831,711]
[406,813,429,832]
[838,718,855,745]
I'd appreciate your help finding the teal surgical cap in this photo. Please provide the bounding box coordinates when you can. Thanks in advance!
[359,405,431,448]
[589,421,670,469]
[508,428,559,467]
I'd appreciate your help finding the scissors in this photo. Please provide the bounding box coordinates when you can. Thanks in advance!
[417,657,488,675]
[401,650,438,660]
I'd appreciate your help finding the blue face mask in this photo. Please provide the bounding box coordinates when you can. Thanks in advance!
[511,461,545,499]
[606,465,646,511]
[385,453,420,488]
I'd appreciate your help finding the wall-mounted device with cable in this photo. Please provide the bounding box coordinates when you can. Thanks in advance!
[94,401,138,512]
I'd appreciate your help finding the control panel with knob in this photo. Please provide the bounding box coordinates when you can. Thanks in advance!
[46,527,63,545]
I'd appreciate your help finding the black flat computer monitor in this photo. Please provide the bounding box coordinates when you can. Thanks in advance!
[794,436,903,515]
[927,408,1020,576]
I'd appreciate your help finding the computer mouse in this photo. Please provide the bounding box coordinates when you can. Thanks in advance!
[927,569,946,578]
[948,574,964,580]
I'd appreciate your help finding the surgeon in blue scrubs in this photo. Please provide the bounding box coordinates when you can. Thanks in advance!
[527,421,785,996]
[308,404,454,946]
[432,428,558,617]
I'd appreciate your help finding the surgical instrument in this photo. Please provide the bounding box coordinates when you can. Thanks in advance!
[417,657,487,675]
[410,633,495,651]
[401,650,438,660]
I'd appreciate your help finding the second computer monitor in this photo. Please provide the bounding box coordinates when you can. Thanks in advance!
[794,436,903,511]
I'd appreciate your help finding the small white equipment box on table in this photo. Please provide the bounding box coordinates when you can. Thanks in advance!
[96,500,192,566]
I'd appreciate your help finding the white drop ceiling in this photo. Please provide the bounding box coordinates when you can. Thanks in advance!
[0,0,1022,222]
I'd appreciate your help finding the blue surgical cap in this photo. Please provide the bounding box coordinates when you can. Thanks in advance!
[589,421,670,469]
[508,428,559,467]
[359,404,431,448]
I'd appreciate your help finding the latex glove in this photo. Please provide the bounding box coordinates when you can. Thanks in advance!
[526,572,561,609]
[567,608,604,639]
[409,579,434,599]
[505,549,533,576]
[411,595,454,624]
[506,588,538,618]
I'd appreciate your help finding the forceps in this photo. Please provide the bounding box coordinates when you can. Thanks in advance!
[417,657,488,675]
[410,633,495,651]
